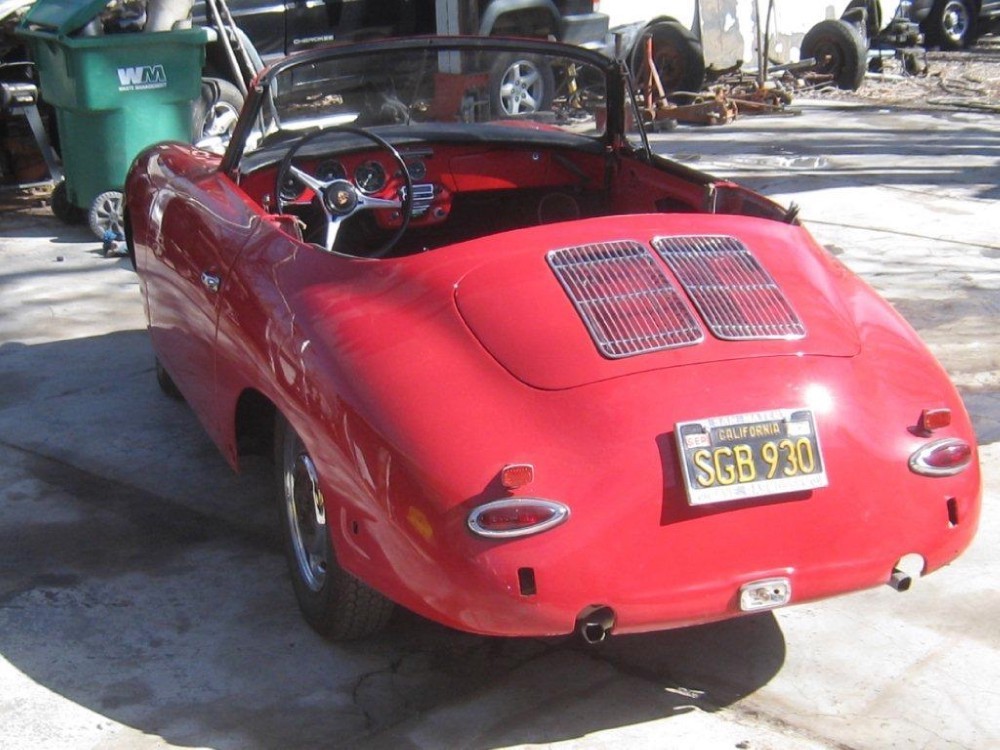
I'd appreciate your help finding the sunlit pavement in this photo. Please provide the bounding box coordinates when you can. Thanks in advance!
[1,101,998,749]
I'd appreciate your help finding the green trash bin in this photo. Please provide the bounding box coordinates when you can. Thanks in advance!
[17,0,206,239]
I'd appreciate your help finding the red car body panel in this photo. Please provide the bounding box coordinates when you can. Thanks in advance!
[126,40,980,638]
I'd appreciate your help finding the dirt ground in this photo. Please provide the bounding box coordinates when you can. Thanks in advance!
[803,35,1000,111]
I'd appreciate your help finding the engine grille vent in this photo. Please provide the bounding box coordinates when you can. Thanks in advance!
[652,235,806,340]
[547,241,703,359]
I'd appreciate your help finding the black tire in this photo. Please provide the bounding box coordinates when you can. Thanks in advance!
[922,0,976,49]
[489,54,555,117]
[123,209,137,271]
[629,21,706,98]
[155,358,183,400]
[801,19,867,91]
[192,77,244,147]
[50,180,85,224]
[275,413,394,640]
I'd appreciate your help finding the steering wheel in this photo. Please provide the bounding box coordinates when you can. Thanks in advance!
[274,126,413,256]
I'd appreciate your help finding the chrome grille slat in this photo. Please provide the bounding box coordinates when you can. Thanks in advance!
[652,235,806,340]
[548,241,703,359]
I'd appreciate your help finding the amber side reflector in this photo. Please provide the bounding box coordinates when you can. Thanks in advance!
[501,463,534,489]
[919,408,952,433]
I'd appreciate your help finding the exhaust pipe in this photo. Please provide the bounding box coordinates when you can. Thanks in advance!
[888,553,925,592]
[888,568,912,592]
[576,606,615,644]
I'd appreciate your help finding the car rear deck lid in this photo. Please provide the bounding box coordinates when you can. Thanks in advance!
[454,214,860,390]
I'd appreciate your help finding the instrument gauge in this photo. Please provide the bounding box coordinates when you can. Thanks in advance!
[406,160,426,181]
[355,160,386,194]
[278,174,304,202]
[316,160,346,182]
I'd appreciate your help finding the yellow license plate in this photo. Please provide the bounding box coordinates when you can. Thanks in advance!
[676,408,828,506]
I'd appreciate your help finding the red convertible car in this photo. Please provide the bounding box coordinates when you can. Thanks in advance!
[125,37,981,642]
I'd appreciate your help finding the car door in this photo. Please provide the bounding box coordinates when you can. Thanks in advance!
[145,172,257,448]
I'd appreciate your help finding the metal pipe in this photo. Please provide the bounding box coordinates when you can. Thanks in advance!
[889,568,913,592]
[205,0,247,96]
[577,606,615,644]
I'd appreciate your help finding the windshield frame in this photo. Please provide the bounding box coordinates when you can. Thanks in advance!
[220,35,631,178]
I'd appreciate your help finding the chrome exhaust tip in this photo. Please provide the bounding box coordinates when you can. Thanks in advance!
[576,606,615,645]
[889,568,913,592]
[888,553,925,592]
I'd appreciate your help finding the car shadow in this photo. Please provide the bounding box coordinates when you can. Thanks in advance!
[0,330,786,749]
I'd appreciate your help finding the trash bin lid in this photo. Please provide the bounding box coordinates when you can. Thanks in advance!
[20,0,112,36]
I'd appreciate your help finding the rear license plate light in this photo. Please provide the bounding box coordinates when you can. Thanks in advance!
[740,578,792,612]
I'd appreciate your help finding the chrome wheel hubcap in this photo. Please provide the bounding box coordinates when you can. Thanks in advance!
[942,2,970,42]
[284,440,328,592]
[500,61,542,115]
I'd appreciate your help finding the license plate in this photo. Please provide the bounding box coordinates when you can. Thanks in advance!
[675,408,828,506]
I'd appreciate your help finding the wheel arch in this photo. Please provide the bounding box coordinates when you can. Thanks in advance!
[479,0,561,37]
[233,387,277,465]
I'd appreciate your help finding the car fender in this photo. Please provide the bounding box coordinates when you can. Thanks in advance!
[479,0,560,36]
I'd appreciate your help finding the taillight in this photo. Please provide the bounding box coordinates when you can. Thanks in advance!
[909,438,973,477]
[468,498,570,538]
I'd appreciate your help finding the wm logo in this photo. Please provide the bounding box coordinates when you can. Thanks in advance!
[117,65,167,87]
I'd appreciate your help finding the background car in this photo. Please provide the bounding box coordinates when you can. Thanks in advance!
[124,36,980,642]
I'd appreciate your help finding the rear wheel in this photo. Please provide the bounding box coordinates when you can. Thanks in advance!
[192,78,243,150]
[275,413,394,640]
[801,19,868,91]
[629,21,706,98]
[922,0,976,49]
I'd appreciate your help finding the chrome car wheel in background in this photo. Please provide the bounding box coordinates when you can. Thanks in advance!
[490,54,554,116]
[926,0,975,49]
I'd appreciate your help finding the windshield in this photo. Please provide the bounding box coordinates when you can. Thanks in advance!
[233,39,616,165]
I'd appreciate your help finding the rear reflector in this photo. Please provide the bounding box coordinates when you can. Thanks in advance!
[501,463,534,489]
[918,408,952,433]
[468,498,570,538]
[909,438,973,477]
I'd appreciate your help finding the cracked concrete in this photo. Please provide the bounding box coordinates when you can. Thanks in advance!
[1,101,998,749]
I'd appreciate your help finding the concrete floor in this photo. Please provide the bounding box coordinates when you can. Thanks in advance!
[0,101,998,750]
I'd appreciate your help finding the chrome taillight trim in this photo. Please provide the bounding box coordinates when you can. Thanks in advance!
[909,438,974,477]
[651,234,806,340]
[547,240,704,359]
[467,498,571,539]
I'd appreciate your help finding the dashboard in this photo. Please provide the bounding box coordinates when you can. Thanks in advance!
[241,142,608,233]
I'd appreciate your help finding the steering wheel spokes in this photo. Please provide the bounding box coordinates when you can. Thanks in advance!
[274,126,413,256]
